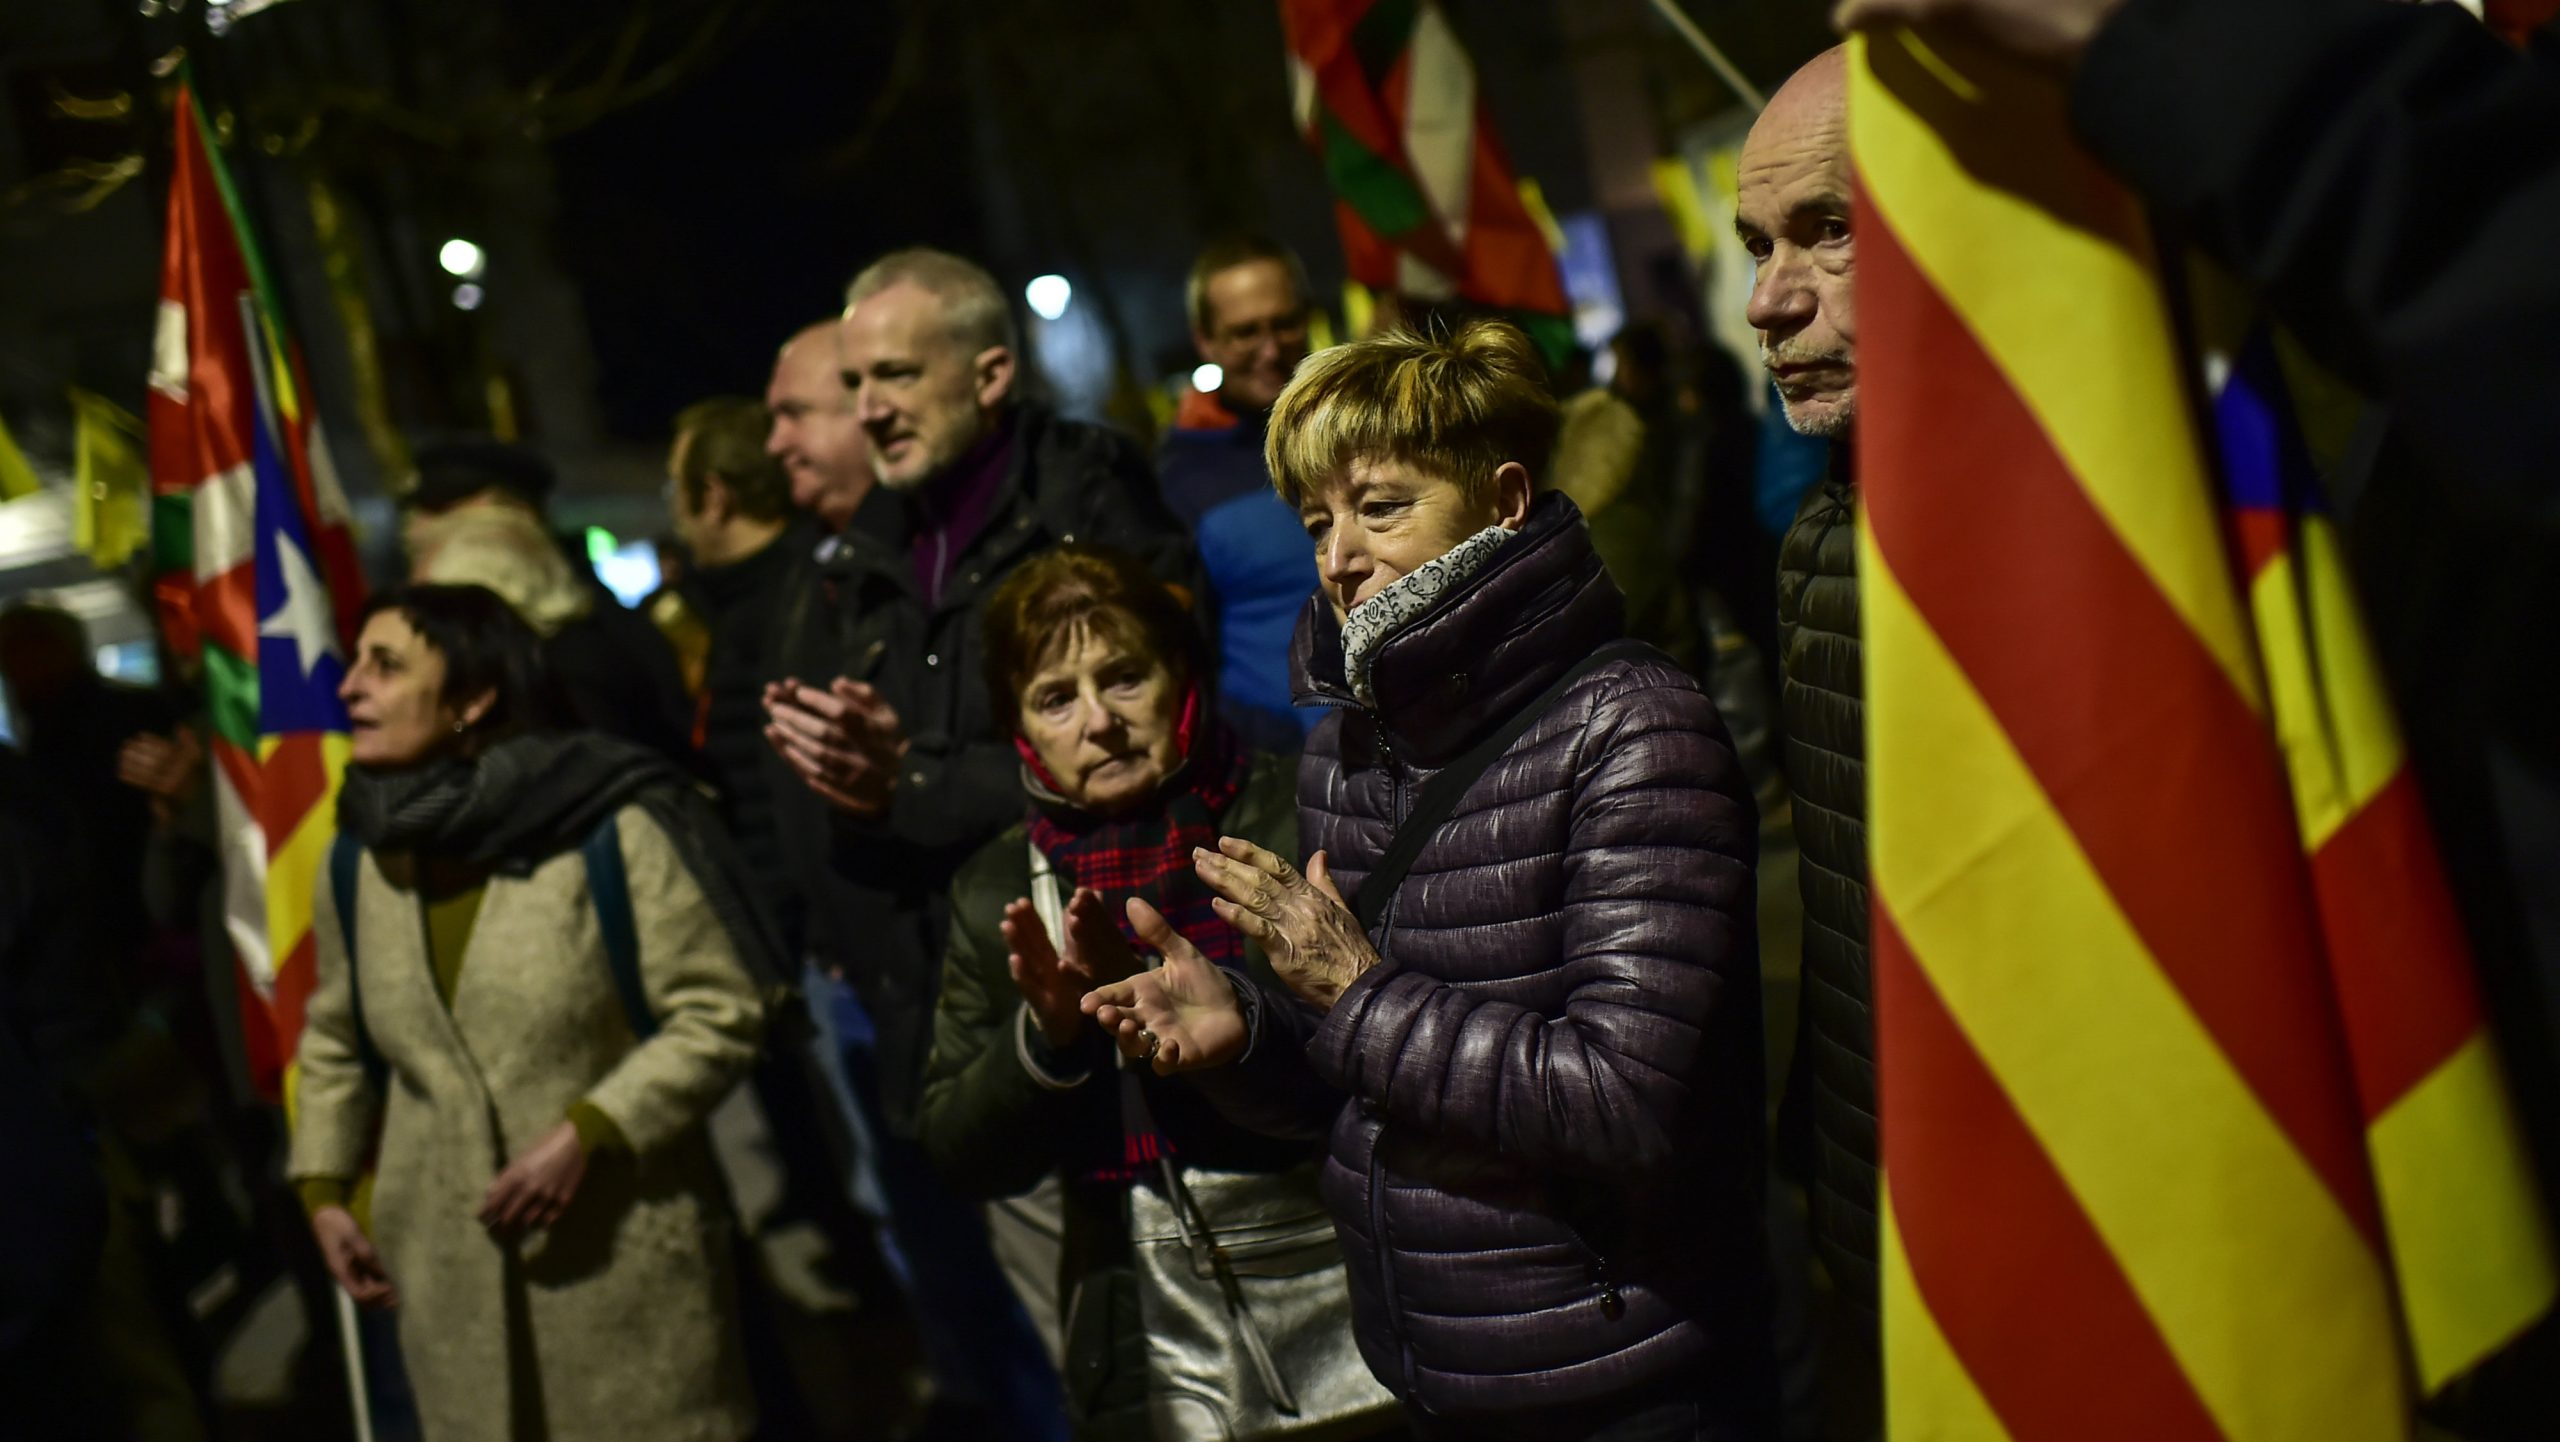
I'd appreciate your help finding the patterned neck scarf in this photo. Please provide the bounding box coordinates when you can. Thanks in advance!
[1338,521,1517,707]
[1022,689,1251,972]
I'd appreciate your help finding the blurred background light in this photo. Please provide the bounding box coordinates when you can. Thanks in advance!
[1024,273,1072,321]
[437,238,486,278]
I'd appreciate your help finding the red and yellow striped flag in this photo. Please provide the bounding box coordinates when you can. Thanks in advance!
[1848,29,2553,1441]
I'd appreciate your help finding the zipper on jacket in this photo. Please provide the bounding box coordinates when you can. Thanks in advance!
[1368,707,1405,942]
[1364,1121,1422,1396]
[1559,1215,1625,1321]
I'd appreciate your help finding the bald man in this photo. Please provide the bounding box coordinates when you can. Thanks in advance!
[1738,47,1857,440]
[765,320,874,531]
[1741,47,1888,1439]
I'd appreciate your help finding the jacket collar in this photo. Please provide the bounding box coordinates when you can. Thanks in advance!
[685,517,811,611]
[1288,490,1625,764]
[818,406,1059,611]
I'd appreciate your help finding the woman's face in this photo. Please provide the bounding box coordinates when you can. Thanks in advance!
[1297,457,1532,616]
[338,611,486,769]
[1016,622,1184,817]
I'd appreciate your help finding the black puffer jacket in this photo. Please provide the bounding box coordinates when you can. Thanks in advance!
[1211,494,1771,1423]
[768,405,1201,1130]
[1773,470,1876,1325]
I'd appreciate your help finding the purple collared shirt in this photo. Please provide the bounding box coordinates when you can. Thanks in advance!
[910,419,1016,607]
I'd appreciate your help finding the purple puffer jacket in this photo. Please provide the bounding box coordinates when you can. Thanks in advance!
[1210,493,1773,1423]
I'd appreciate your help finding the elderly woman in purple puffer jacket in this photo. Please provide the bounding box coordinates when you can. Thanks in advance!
[1083,321,1776,1441]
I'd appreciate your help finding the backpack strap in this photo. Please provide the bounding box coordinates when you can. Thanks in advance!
[583,814,657,1043]
[1352,639,1656,933]
[327,833,389,1096]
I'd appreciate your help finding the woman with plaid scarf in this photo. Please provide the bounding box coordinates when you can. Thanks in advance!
[913,544,1398,1441]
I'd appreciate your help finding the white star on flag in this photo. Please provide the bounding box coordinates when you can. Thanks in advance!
[258,529,340,679]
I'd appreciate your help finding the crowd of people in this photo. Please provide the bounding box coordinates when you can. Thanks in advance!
[9,2,2560,1438]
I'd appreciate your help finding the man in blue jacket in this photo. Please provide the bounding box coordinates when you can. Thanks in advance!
[1160,234,1323,751]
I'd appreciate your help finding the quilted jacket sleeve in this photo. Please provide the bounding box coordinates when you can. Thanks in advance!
[1183,968,1351,1142]
[1305,675,1755,1174]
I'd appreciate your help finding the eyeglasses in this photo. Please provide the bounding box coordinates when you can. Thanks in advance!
[1212,311,1310,346]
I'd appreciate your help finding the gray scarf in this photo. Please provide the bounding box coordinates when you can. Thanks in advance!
[337,732,788,990]
[1338,523,1517,708]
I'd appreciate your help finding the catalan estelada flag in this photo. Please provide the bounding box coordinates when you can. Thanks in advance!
[1278,0,1572,359]
[147,82,366,1102]
[1848,29,2553,1441]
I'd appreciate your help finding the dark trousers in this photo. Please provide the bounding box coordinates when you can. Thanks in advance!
[803,965,1069,1441]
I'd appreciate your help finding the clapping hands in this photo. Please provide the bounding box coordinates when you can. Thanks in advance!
[763,677,909,817]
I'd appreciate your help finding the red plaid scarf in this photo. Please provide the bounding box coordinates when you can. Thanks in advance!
[1022,692,1251,973]
[1022,693,1251,1183]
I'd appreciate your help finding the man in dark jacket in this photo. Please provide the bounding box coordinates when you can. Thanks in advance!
[1739,46,1882,1440]
[665,396,813,952]
[760,250,1196,1442]
[764,248,1202,1130]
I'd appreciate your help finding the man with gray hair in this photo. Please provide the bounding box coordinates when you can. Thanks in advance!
[760,247,1197,1440]
[1738,44,1887,1442]
[763,245,1197,1120]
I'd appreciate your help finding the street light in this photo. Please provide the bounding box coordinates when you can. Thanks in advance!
[1024,274,1072,321]
[1191,363,1223,394]
[438,239,486,279]
[451,283,485,311]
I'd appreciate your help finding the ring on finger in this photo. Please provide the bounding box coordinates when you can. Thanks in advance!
[1139,1028,1161,1062]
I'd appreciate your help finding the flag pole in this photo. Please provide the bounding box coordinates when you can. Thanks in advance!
[1643,0,1767,112]
[334,1288,377,1442]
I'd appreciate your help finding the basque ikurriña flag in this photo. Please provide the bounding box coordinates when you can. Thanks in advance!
[1846,27,2553,1442]
[1278,0,1573,360]
[147,81,365,1102]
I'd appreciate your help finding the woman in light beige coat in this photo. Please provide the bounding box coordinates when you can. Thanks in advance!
[291,584,766,1442]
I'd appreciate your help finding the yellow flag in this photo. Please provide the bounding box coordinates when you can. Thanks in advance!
[70,388,150,568]
[0,408,40,500]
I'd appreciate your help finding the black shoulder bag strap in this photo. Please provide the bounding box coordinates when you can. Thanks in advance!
[1351,639,1654,932]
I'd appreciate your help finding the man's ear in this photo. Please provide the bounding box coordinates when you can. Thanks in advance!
[458,686,498,731]
[975,346,1017,411]
[701,474,735,526]
[1490,460,1535,530]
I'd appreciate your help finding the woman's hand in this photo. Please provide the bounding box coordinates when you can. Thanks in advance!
[477,1120,587,1239]
[1081,898,1248,1074]
[1005,887,1140,1048]
[1193,839,1378,1012]
[1062,887,1140,986]
[312,1206,397,1308]
[1004,893,1090,1048]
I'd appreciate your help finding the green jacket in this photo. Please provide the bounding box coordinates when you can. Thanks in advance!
[917,750,1313,1436]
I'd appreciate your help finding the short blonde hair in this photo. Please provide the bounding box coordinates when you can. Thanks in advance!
[1264,319,1558,510]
